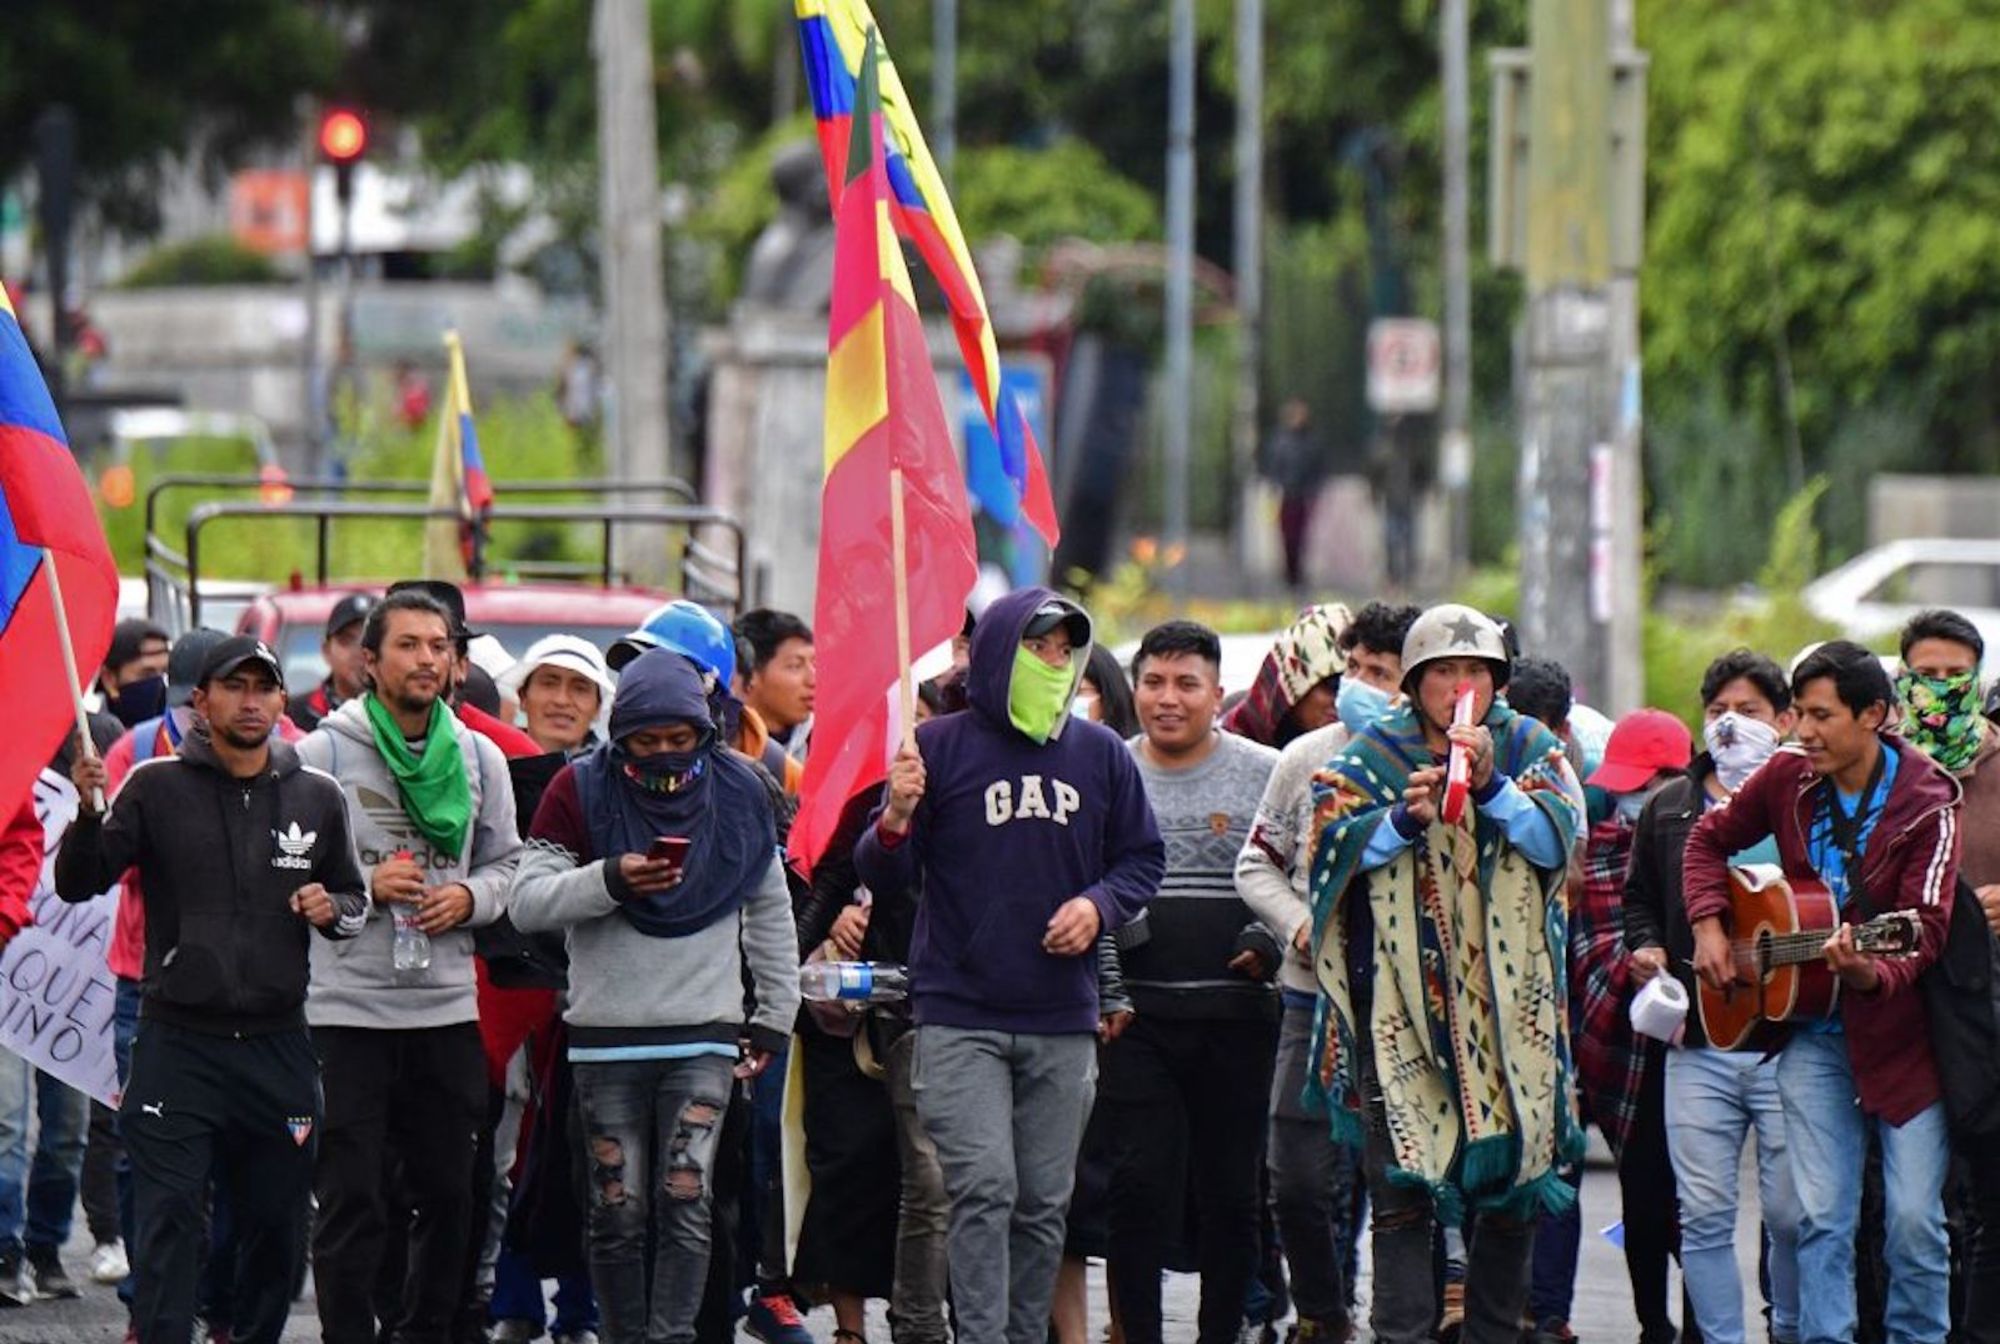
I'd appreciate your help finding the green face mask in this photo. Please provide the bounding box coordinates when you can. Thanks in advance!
[1896,667,1987,774]
[1009,644,1077,744]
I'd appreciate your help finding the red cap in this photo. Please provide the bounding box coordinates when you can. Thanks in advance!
[1586,708,1694,793]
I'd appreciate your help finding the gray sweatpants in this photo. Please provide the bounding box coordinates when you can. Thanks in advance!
[911,1025,1097,1344]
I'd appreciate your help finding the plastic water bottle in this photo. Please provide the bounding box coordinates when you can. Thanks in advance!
[799,962,909,1004]
[393,912,433,973]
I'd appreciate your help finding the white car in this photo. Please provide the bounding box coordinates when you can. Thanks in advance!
[1801,537,2000,671]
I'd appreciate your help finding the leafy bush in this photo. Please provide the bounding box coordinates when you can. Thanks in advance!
[118,236,282,288]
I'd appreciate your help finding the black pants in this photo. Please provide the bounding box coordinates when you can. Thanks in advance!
[312,1024,487,1344]
[121,1020,318,1344]
[1958,1134,2000,1344]
[1103,1015,1277,1344]
[82,1098,122,1246]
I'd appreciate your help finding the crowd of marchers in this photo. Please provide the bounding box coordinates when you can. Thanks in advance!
[0,576,1993,1344]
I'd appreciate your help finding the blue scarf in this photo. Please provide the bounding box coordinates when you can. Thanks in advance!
[573,649,775,939]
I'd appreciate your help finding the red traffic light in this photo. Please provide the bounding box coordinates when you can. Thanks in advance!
[318,109,368,164]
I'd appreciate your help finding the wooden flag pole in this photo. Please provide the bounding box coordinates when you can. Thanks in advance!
[889,467,917,751]
[42,548,103,811]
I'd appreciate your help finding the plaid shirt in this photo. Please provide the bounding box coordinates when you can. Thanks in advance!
[1570,816,1656,1156]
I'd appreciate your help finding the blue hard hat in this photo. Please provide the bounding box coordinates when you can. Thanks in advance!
[608,600,737,686]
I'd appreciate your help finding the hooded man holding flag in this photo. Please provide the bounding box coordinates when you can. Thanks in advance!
[854,587,1162,1344]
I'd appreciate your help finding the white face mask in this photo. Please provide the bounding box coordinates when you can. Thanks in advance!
[1703,711,1780,793]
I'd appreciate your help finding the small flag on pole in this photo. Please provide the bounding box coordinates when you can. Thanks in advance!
[423,329,492,580]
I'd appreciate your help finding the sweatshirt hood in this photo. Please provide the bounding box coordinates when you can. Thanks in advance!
[966,586,1093,737]
[177,721,304,781]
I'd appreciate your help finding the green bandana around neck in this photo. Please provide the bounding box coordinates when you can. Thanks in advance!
[363,694,474,858]
[1896,668,1987,775]
[1009,644,1077,744]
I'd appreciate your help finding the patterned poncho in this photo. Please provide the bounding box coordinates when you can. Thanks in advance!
[1305,699,1583,1222]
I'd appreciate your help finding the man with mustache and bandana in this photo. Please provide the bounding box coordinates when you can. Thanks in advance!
[854,588,1164,1344]
[1622,648,1800,1344]
[1894,609,2000,1342]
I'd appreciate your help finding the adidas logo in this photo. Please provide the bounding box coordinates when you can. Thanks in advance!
[272,821,317,870]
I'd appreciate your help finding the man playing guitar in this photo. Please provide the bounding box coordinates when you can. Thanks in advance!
[1683,641,1961,1344]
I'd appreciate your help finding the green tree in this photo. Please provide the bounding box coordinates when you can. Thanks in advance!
[0,2,336,234]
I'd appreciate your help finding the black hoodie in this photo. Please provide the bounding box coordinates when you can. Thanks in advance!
[56,729,368,1036]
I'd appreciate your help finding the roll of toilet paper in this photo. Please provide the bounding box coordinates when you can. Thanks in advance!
[1629,974,1689,1045]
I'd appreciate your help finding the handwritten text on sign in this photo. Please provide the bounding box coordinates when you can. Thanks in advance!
[0,769,121,1106]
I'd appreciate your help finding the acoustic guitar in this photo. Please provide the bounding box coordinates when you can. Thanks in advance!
[1696,865,1923,1051]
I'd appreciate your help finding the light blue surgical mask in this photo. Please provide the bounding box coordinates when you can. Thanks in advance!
[1336,678,1394,734]
[1614,791,1649,824]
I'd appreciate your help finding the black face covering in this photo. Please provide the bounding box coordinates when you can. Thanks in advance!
[108,674,168,729]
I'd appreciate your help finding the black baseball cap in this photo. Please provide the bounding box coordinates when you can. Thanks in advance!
[325,592,379,640]
[196,635,286,692]
[1022,599,1089,646]
[385,579,479,641]
[104,617,169,671]
[165,628,232,707]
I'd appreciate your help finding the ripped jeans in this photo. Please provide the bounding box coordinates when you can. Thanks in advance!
[574,1055,736,1344]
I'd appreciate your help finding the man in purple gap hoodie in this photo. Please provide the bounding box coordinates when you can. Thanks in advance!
[856,587,1164,1344]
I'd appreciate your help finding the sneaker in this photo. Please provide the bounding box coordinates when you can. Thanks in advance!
[552,1333,600,1344]
[0,1249,33,1307]
[491,1322,540,1344]
[745,1292,816,1344]
[89,1239,129,1285]
[25,1244,77,1300]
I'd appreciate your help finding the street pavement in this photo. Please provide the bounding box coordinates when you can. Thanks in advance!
[0,1143,1766,1343]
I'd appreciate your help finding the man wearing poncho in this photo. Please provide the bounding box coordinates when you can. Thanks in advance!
[1304,605,1582,1344]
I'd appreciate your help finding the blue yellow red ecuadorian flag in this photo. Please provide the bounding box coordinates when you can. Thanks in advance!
[795,0,1060,548]
[790,26,979,872]
[0,289,119,813]
[445,331,492,515]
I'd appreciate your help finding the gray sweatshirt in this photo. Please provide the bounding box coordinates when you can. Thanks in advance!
[296,698,522,1029]
[508,764,801,1056]
[1234,722,1349,995]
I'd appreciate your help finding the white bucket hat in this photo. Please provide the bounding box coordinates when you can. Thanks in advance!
[500,634,617,740]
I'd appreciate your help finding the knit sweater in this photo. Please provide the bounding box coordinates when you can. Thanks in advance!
[1124,730,1280,1018]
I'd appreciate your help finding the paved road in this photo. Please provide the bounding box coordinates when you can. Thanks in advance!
[0,1144,1767,1344]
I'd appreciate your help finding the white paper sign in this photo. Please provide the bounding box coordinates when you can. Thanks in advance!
[0,768,122,1106]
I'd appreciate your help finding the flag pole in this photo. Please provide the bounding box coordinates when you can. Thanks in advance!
[889,467,917,751]
[42,548,103,811]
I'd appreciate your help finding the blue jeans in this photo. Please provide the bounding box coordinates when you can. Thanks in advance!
[574,1055,735,1344]
[1777,1031,1949,1344]
[1666,1047,1800,1344]
[0,1048,89,1255]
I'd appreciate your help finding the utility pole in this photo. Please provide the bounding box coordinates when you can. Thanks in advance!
[301,106,324,476]
[1604,0,1645,713]
[1440,0,1473,578]
[1231,0,1271,579]
[1519,0,1612,704]
[932,0,957,185]
[1163,0,1195,605]
[595,0,674,585]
